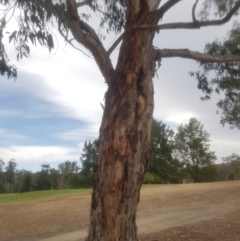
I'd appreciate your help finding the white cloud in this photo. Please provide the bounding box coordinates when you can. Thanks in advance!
[0,129,26,140]
[56,126,99,142]
[211,139,240,162]
[163,112,198,125]
[0,145,80,164]
[2,47,106,126]
[212,139,240,147]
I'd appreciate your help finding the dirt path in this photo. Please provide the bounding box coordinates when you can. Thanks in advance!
[0,181,240,241]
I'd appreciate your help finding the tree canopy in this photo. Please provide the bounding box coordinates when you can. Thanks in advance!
[190,22,240,128]
[1,1,240,128]
[80,139,98,175]
[174,118,217,182]
[222,153,240,179]
[148,118,178,183]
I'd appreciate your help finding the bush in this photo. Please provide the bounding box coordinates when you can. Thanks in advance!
[69,173,93,188]
[144,172,164,184]
[199,165,221,182]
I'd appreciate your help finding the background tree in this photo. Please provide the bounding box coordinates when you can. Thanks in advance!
[80,139,99,186]
[222,153,240,179]
[191,23,240,129]
[36,165,52,191]
[13,169,26,193]
[0,158,5,193]
[58,161,79,189]
[217,93,240,129]
[199,164,222,182]
[0,158,4,171]
[5,159,17,193]
[175,118,217,182]
[148,119,179,183]
[216,162,230,180]
[1,0,240,240]
[22,171,33,192]
[49,168,59,190]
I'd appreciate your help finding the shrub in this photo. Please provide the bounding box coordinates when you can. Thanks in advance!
[144,172,164,184]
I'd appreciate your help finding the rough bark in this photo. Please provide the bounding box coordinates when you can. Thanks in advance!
[86,2,159,241]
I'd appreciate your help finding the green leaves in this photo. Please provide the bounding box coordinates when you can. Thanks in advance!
[0,0,128,81]
[0,0,59,79]
[0,59,17,79]
[9,30,17,43]
[80,139,99,177]
[8,29,55,62]
[217,92,240,129]
[222,153,240,179]
[89,0,126,34]
[148,119,177,183]
[200,0,239,19]
[174,118,217,182]
[47,34,54,52]
[147,118,218,183]
[191,23,240,128]
[28,32,36,45]
[16,43,30,60]
[0,17,17,79]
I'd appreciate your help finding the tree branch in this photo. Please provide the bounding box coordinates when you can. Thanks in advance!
[65,0,115,84]
[192,0,199,22]
[155,48,240,63]
[155,0,182,21]
[77,0,111,18]
[107,0,240,56]
[58,24,93,58]
[17,0,115,84]
[76,0,92,8]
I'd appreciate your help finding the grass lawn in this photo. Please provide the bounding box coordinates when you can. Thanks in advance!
[0,189,91,204]
[0,185,165,205]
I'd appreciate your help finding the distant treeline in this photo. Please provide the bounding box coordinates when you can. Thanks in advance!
[0,118,239,194]
[0,160,91,193]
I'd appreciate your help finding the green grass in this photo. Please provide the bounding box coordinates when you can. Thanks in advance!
[0,189,91,205]
[0,185,165,205]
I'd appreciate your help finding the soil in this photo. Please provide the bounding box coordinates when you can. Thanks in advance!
[0,181,239,241]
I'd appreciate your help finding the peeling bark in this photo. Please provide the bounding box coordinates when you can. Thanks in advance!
[86,2,160,241]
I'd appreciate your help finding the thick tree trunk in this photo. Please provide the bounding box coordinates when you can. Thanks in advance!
[86,3,159,241]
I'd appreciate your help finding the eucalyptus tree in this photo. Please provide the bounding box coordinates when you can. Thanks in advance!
[0,158,4,192]
[49,168,59,189]
[148,118,177,183]
[80,139,99,176]
[58,160,79,189]
[222,153,240,179]
[1,0,240,240]
[217,93,240,129]
[80,139,98,186]
[22,171,32,192]
[191,22,240,129]
[175,118,217,182]
[0,158,4,172]
[5,159,17,193]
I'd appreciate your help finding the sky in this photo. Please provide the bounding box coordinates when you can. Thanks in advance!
[0,1,240,172]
